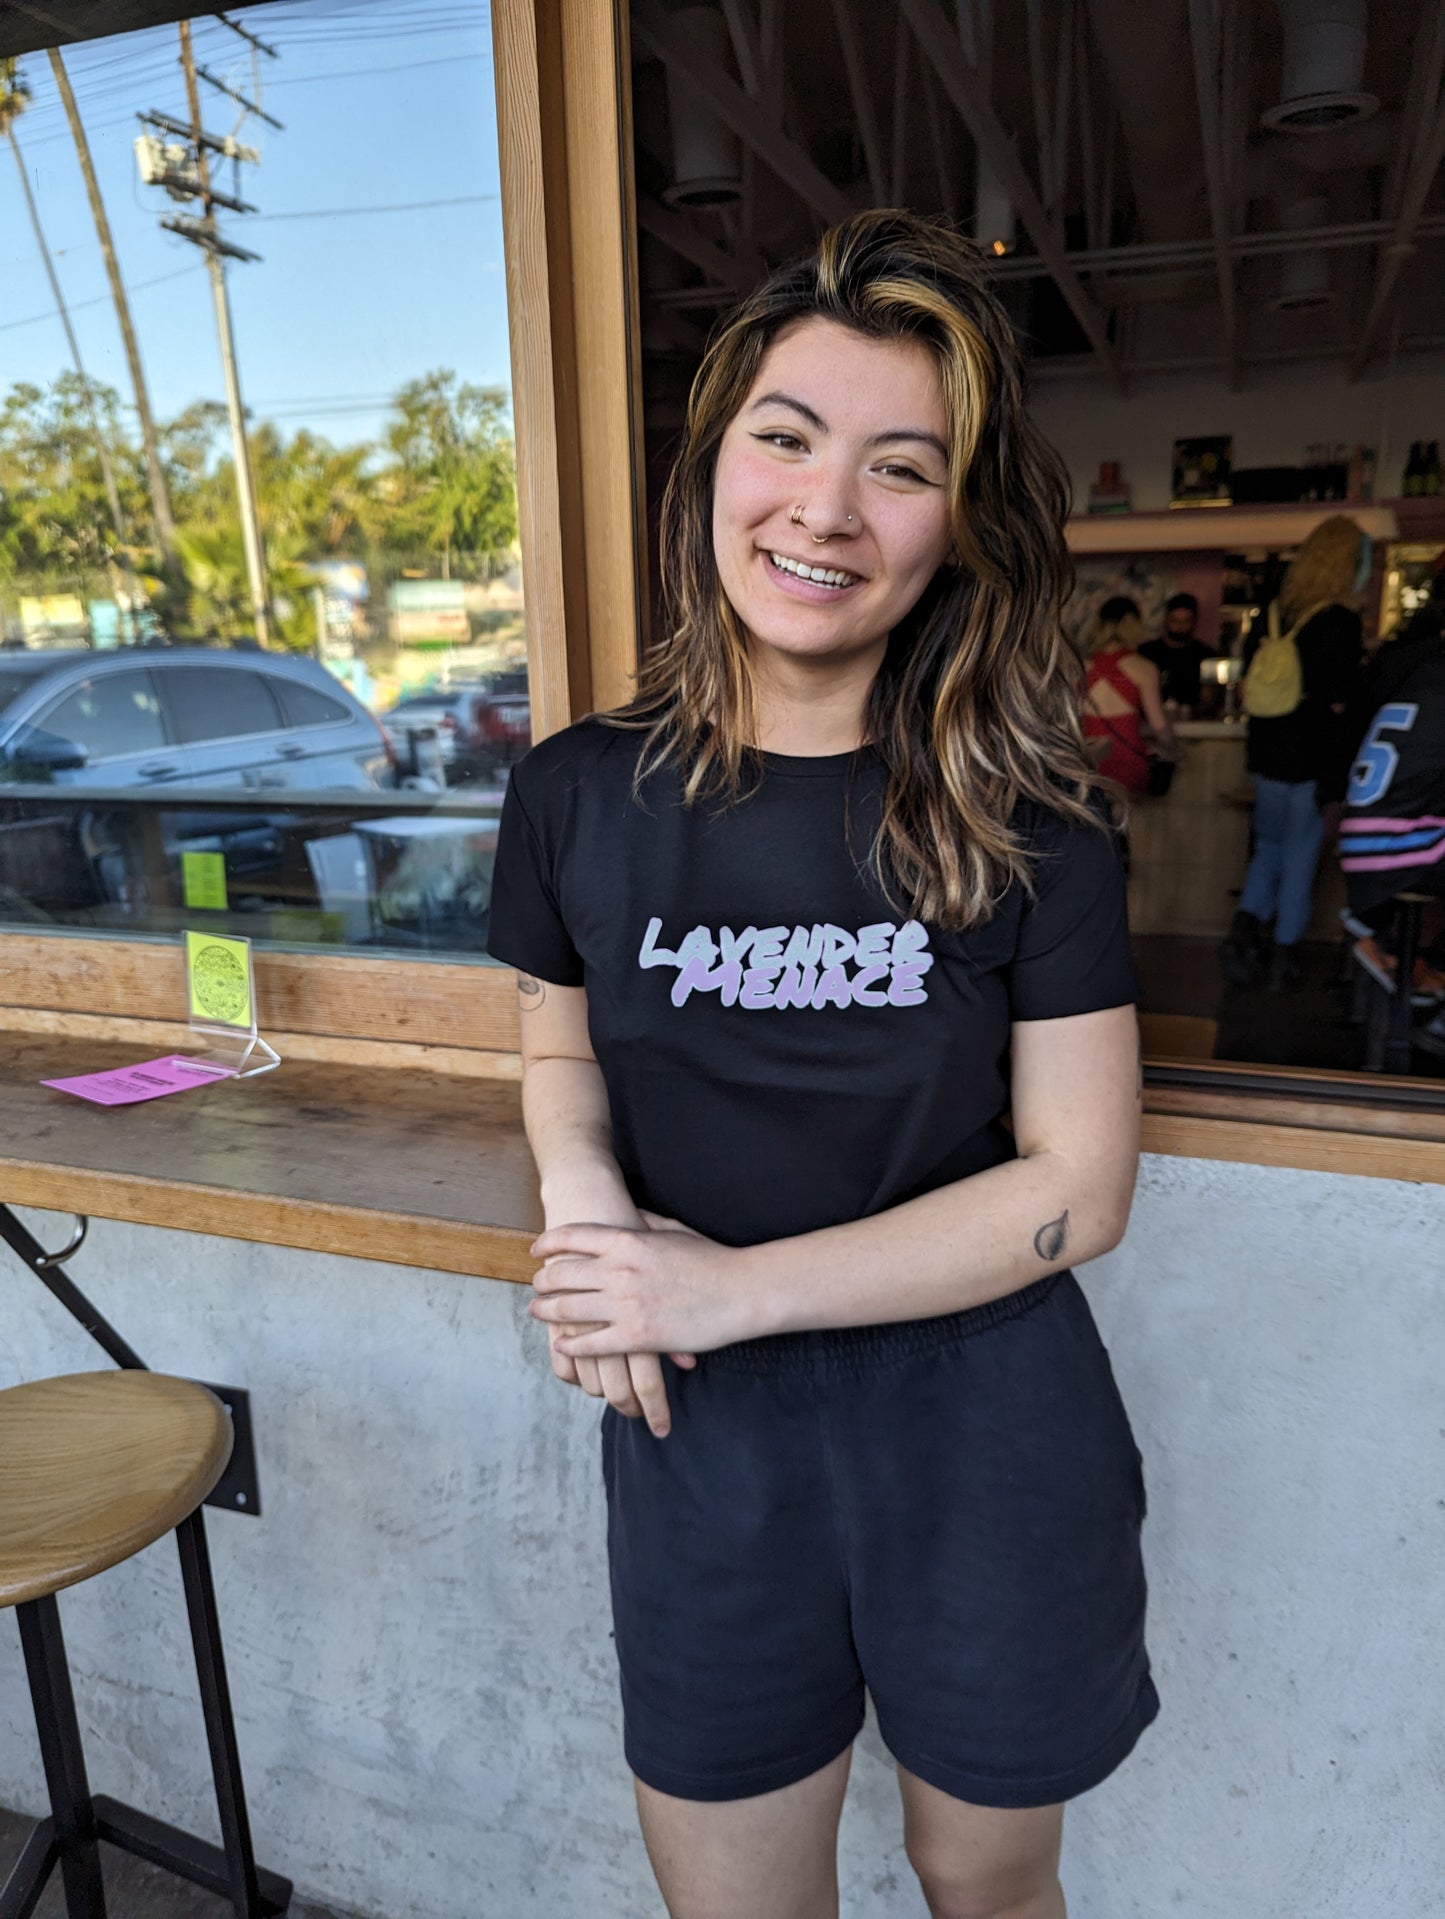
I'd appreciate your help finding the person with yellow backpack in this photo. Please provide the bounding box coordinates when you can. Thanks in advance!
[1218,516,1368,991]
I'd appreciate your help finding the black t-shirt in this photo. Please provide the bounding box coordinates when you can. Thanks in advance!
[1138,636,1215,707]
[1245,602,1364,797]
[1340,631,1445,912]
[487,718,1137,1249]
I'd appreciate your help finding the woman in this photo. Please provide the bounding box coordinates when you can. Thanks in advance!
[488,210,1155,1919]
[1081,595,1179,796]
[1219,516,1367,992]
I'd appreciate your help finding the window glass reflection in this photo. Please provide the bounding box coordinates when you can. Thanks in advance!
[0,0,523,960]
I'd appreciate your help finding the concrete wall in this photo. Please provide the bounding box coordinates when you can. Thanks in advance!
[1,1155,1441,1918]
[1029,359,1445,513]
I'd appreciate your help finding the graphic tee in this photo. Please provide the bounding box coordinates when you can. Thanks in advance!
[487,718,1137,1248]
[1340,631,1445,910]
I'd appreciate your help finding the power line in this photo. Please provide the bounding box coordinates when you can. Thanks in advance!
[0,265,200,335]
[252,193,498,220]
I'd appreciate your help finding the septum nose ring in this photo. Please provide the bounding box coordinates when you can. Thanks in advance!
[790,504,854,546]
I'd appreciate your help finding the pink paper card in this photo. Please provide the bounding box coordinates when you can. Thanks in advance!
[43,1054,238,1107]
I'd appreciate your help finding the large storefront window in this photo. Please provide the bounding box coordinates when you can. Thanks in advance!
[1,0,524,957]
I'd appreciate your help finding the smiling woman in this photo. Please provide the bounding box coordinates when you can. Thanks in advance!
[488,208,1153,1919]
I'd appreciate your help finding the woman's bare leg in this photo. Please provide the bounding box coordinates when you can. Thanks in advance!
[897,1768,1065,1919]
[635,1747,853,1919]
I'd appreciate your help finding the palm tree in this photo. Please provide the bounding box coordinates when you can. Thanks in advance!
[48,48,177,570]
[1,56,132,607]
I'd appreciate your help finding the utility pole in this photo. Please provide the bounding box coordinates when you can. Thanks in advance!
[179,18,268,646]
[5,114,135,619]
[49,47,177,571]
[138,20,273,645]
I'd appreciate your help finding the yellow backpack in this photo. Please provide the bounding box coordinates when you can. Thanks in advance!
[1242,600,1330,720]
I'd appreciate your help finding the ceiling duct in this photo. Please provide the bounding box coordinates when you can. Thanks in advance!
[662,6,743,208]
[974,154,1017,257]
[1261,0,1379,134]
[1269,192,1334,310]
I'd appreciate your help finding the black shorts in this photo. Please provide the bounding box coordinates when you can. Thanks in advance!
[602,1272,1158,1807]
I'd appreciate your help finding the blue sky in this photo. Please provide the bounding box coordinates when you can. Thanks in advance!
[2,0,510,450]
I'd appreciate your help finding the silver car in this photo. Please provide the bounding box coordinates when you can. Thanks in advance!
[0,647,394,791]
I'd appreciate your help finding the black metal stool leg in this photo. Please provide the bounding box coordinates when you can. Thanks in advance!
[176,1509,265,1919]
[16,1597,107,1919]
[1385,898,1424,1075]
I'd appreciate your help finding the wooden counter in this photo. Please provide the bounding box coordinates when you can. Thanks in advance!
[1127,721,1346,940]
[0,1035,541,1283]
[1128,722,1251,937]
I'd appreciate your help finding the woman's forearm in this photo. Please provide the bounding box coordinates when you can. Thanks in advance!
[521,1055,641,1228]
[733,1145,1134,1339]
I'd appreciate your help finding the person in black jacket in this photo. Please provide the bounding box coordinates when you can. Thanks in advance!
[1219,516,1367,990]
[1339,570,1445,1022]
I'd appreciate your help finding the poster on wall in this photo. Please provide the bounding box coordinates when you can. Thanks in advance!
[1171,436,1233,508]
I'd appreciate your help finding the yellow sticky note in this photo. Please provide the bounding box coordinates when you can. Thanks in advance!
[181,851,228,912]
[185,930,254,1033]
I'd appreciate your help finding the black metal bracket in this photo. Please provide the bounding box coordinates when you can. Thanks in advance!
[0,1203,264,1519]
[199,1384,262,1518]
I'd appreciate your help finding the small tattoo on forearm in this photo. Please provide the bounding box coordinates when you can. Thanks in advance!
[518,974,546,1010]
[1136,1033,1144,1103]
[1033,1211,1069,1261]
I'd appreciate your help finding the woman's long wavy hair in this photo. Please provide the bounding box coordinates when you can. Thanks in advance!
[1278,514,1365,624]
[608,208,1105,929]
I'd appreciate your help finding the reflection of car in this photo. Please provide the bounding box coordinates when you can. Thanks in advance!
[473,670,531,768]
[0,648,395,791]
[381,690,488,780]
[382,676,531,781]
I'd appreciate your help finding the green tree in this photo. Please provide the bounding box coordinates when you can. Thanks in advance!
[380,371,518,578]
[0,374,146,584]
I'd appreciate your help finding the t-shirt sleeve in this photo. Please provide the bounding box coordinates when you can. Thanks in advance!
[1007,809,1138,1020]
[485,774,585,985]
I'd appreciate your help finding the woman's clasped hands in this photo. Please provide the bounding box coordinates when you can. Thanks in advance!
[530,1210,751,1436]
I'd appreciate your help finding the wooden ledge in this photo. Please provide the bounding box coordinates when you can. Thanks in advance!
[4,1035,1443,1290]
[0,1035,540,1284]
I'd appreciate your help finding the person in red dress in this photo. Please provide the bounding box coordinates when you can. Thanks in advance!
[1082,595,1179,796]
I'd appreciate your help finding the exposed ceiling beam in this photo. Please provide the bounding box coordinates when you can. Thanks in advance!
[1074,9,1102,249]
[890,7,911,206]
[922,64,958,221]
[632,0,853,229]
[1351,1,1445,377]
[1049,0,1074,214]
[1187,0,1241,388]
[635,194,761,292]
[983,215,1445,282]
[898,0,1124,388]
[718,0,764,98]
[1023,0,1056,214]
[828,0,886,204]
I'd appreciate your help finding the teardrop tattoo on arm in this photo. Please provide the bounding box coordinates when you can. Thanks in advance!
[518,974,547,1010]
[1033,1211,1069,1262]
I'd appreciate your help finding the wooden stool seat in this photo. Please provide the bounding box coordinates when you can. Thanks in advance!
[0,1372,231,1610]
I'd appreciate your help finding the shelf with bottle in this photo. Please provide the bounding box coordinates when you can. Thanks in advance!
[1401,442,1444,498]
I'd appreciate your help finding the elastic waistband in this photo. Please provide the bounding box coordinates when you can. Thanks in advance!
[703,1273,1063,1378]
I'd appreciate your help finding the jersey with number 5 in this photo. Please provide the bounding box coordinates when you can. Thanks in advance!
[1340,640,1445,886]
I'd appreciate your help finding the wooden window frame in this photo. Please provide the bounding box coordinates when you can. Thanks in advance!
[3,0,1444,1185]
[0,0,642,1079]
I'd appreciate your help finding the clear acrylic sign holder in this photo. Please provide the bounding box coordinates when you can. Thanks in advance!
[184,930,281,1078]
